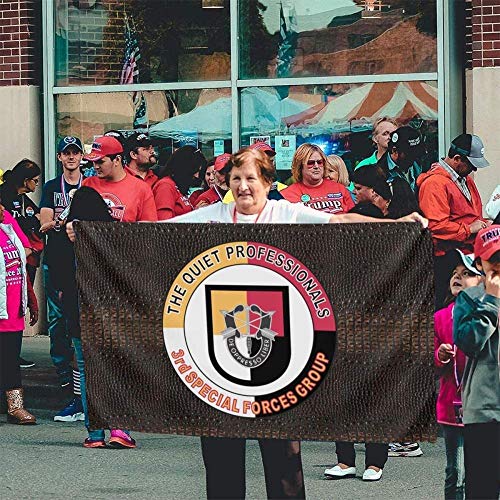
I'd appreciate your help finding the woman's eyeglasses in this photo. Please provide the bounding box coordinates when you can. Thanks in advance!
[30,178,40,185]
[306,159,324,167]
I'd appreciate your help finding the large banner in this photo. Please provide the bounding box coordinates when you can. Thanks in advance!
[75,222,437,442]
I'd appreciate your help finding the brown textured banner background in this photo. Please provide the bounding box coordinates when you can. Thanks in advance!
[75,222,437,442]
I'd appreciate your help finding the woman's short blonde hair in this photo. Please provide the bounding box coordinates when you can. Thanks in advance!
[326,154,350,186]
[291,143,329,183]
[226,147,275,187]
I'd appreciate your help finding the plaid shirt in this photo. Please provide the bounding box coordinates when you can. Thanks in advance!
[438,159,472,202]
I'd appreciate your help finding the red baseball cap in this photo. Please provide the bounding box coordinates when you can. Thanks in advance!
[84,136,124,162]
[249,142,276,157]
[474,224,500,261]
[214,153,232,172]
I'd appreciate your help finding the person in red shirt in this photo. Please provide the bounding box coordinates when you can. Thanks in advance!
[189,160,215,207]
[124,132,158,189]
[153,145,207,220]
[281,143,354,214]
[195,153,231,208]
[82,136,157,222]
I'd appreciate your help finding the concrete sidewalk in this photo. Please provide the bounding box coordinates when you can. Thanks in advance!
[0,336,446,499]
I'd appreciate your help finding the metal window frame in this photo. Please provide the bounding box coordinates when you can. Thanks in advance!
[43,0,451,178]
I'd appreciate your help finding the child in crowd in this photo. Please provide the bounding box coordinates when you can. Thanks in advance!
[453,225,500,500]
[434,250,483,499]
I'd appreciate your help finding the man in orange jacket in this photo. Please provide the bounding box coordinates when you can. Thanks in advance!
[417,134,491,309]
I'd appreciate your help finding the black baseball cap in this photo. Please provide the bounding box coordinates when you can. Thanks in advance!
[450,134,489,169]
[125,132,153,153]
[104,130,126,147]
[351,166,392,201]
[390,126,426,157]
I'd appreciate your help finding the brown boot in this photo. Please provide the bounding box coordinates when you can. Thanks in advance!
[6,388,36,425]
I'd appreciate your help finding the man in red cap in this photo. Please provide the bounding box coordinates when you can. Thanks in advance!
[195,153,231,208]
[453,224,500,500]
[82,136,157,222]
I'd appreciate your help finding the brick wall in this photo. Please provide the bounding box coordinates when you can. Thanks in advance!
[60,0,129,86]
[466,1,473,68]
[0,0,38,86]
[470,0,500,67]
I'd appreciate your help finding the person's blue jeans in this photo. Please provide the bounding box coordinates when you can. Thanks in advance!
[73,337,105,441]
[442,424,465,500]
[73,337,131,442]
[43,264,73,384]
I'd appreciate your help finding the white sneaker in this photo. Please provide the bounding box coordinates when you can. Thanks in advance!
[362,468,383,481]
[324,465,356,479]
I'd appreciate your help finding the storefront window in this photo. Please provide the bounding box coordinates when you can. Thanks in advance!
[56,88,232,161]
[55,0,231,86]
[239,0,437,79]
[239,82,438,176]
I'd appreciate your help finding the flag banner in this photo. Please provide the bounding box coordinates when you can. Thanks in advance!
[120,15,148,129]
[133,92,148,130]
[276,3,297,99]
[75,222,437,442]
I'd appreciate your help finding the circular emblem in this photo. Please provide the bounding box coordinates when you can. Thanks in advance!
[300,194,311,203]
[391,132,399,143]
[480,147,485,155]
[100,192,124,221]
[163,242,336,418]
[25,206,35,217]
[65,136,76,144]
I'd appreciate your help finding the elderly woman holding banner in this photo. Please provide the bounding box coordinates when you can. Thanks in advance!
[170,147,427,499]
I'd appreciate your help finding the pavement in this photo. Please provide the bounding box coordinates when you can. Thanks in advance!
[0,336,446,499]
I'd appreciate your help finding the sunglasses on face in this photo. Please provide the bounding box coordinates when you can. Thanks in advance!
[306,159,324,167]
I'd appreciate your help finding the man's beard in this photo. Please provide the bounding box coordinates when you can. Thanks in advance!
[138,156,157,172]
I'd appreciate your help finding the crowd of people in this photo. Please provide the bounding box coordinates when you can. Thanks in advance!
[0,119,498,499]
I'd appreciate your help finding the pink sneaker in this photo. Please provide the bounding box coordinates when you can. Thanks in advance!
[108,429,136,449]
[83,437,106,448]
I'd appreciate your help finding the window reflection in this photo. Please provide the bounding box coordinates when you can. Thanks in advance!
[239,82,438,177]
[55,0,231,86]
[239,0,437,79]
[56,89,232,161]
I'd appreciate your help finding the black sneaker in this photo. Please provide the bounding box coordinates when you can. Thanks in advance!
[19,357,35,368]
[388,442,423,457]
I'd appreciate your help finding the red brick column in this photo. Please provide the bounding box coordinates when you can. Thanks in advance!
[0,0,37,86]
[471,0,500,67]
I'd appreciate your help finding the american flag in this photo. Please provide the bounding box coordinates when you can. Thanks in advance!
[133,93,148,129]
[276,3,296,79]
[120,16,148,129]
[120,17,140,85]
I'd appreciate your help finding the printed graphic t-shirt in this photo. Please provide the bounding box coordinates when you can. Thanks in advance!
[40,174,79,266]
[281,179,355,214]
[83,172,158,222]
[0,230,24,331]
